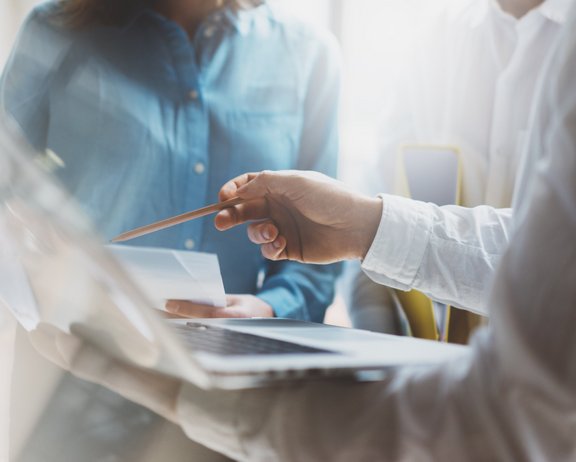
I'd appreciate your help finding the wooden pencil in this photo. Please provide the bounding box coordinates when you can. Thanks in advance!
[111,197,245,243]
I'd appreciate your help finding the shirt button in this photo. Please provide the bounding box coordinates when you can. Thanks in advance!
[184,239,195,250]
[188,90,199,100]
[204,27,215,38]
[194,162,205,174]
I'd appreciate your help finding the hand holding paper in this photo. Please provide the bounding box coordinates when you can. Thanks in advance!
[165,294,274,319]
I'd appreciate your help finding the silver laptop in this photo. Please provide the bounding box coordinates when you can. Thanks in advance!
[0,118,466,390]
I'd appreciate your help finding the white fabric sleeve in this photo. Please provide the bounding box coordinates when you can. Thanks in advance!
[361,194,512,314]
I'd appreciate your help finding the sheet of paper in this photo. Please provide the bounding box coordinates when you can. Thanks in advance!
[107,245,226,310]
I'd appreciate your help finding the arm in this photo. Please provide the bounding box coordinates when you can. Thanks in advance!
[362,197,512,314]
[216,171,511,314]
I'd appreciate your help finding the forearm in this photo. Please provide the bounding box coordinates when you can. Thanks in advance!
[362,195,512,314]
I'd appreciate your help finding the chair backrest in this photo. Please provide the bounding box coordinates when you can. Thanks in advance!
[394,145,462,341]
[396,145,462,205]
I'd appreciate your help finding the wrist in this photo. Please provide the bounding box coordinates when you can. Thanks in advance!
[348,196,383,260]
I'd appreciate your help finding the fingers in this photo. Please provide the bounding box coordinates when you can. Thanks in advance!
[218,172,260,201]
[214,198,269,231]
[165,300,244,318]
[215,170,303,262]
[245,221,287,260]
[260,234,288,260]
[216,171,301,231]
[164,298,266,318]
[246,221,278,244]
[165,300,228,318]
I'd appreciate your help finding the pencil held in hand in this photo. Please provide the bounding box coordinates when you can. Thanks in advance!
[111,197,246,243]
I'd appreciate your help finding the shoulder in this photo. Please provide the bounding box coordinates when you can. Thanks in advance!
[13,2,79,56]
[21,1,68,33]
[2,2,83,111]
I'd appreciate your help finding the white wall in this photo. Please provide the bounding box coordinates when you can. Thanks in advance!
[279,0,442,188]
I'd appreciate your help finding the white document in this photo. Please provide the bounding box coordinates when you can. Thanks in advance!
[108,245,226,310]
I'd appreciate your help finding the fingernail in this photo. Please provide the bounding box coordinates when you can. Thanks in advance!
[165,301,180,313]
[262,227,271,240]
[272,239,283,249]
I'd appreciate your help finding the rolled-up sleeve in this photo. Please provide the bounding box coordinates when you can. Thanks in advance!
[362,194,512,314]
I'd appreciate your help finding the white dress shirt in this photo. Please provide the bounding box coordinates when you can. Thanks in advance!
[38,5,576,460]
[355,0,572,317]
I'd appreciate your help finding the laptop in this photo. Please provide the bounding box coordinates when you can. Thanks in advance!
[0,118,467,390]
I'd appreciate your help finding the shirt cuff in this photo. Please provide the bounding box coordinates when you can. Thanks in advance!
[256,287,304,320]
[361,194,433,289]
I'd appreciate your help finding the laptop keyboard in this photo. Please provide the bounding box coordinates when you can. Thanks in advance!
[171,322,335,356]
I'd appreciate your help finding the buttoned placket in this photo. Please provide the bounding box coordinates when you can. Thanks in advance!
[163,20,211,251]
[178,11,230,251]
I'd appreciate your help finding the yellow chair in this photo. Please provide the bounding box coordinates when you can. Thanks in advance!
[394,289,441,340]
[393,145,462,342]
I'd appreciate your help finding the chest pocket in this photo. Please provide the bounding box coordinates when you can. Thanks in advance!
[225,83,301,174]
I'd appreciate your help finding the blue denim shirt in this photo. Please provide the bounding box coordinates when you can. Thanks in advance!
[1,2,342,321]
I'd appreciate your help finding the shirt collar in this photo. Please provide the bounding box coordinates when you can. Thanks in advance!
[488,0,572,25]
[538,0,573,24]
[218,1,271,35]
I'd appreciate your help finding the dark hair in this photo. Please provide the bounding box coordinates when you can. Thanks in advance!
[58,0,263,27]
[57,0,153,26]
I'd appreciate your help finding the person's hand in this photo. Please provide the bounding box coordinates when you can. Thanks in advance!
[165,294,274,318]
[214,170,383,264]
